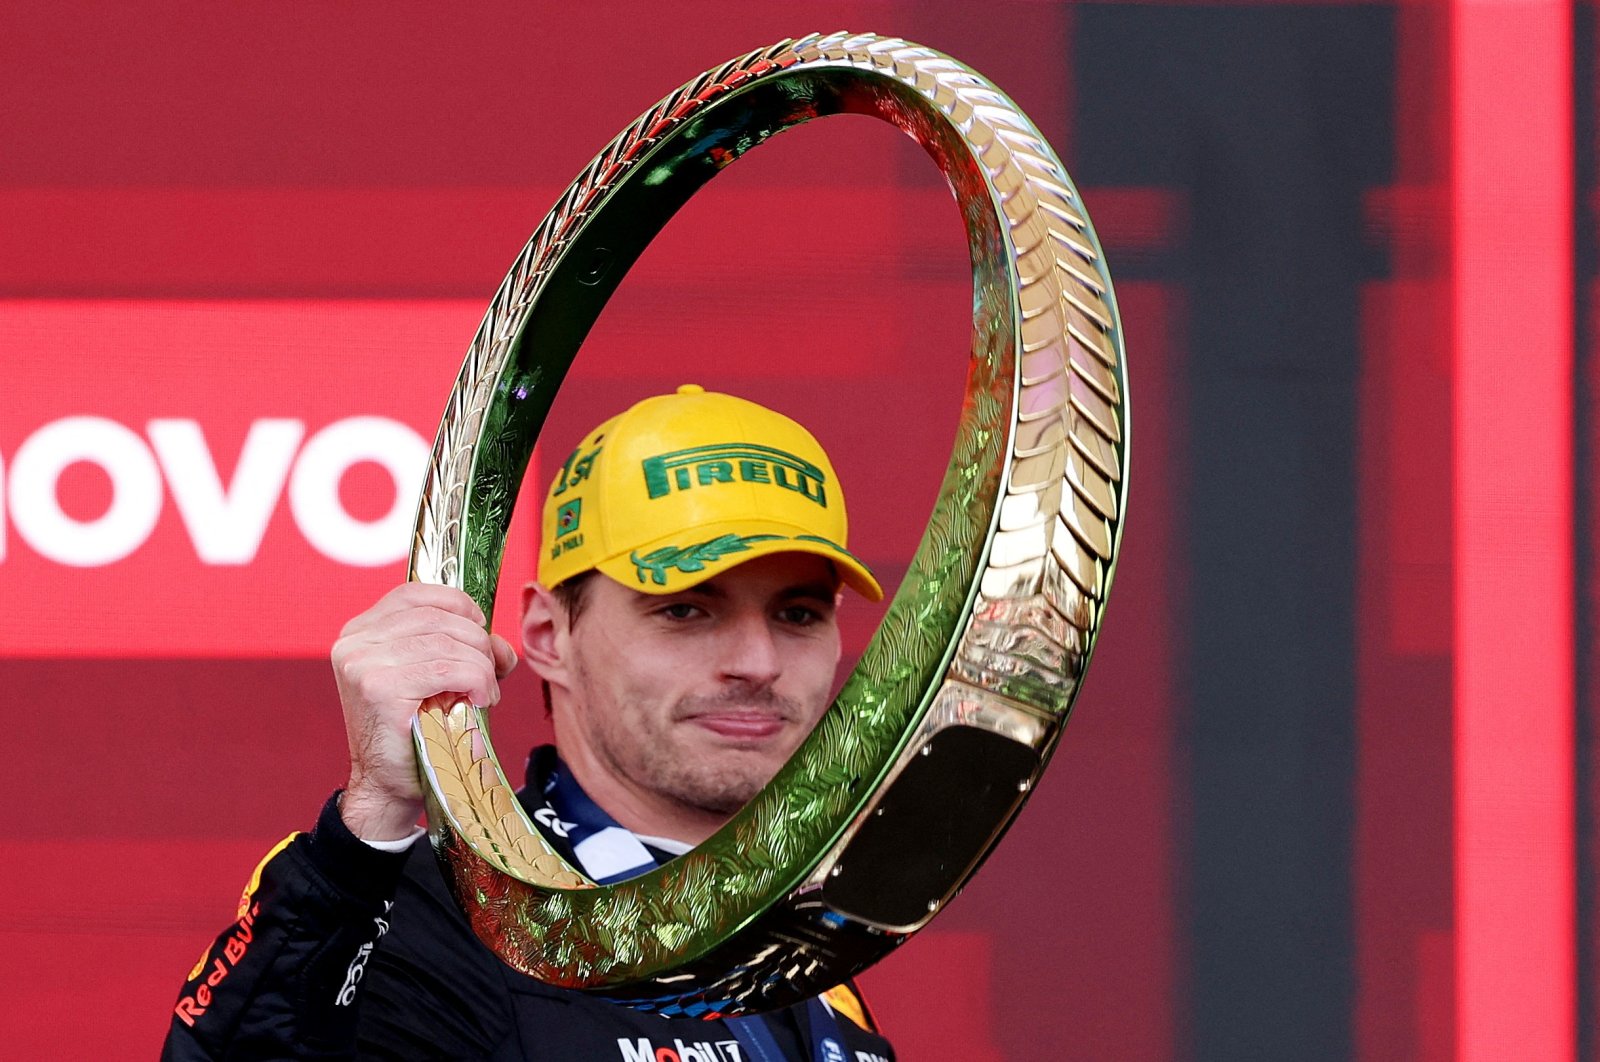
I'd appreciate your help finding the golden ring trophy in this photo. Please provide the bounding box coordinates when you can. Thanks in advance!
[408,32,1127,1016]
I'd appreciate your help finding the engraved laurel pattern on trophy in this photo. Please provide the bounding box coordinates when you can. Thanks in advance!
[947,84,1124,716]
[406,31,1127,1008]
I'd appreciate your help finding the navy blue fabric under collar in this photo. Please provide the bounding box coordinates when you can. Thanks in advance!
[521,746,856,1061]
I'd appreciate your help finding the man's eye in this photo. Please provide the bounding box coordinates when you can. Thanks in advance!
[659,602,701,620]
[777,605,823,626]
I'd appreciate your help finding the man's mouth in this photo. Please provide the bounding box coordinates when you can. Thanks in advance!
[683,709,790,742]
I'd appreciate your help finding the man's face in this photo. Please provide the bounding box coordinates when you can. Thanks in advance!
[545,552,842,830]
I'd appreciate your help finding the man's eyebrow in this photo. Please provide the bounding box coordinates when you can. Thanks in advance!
[778,581,840,602]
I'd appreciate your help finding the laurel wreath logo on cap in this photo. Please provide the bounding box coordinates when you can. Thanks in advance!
[408,32,1128,1015]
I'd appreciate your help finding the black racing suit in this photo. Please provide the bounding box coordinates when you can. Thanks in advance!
[161,747,896,1061]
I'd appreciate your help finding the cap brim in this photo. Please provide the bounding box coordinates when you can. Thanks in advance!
[593,521,884,602]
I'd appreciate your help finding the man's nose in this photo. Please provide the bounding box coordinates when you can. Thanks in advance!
[720,612,781,685]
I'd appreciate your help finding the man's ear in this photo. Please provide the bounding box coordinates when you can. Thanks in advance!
[520,581,568,684]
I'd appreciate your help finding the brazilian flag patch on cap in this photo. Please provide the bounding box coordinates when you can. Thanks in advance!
[556,499,582,535]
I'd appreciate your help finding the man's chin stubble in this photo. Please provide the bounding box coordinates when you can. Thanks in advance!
[657,762,774,817]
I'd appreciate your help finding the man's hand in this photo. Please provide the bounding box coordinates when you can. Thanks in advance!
[331,583,518,841]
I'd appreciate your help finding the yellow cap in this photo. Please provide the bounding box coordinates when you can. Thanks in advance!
[539,385,882,601]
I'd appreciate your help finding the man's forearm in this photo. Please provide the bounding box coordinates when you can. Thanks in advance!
[161,793,412,1060]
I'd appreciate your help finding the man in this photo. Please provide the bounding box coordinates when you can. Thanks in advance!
[163,385,897,1060]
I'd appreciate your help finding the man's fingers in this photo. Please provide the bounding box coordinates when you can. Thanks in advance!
[337,631,503,708]
[342,606,498,661]
[343,583,488,634]
[331,583,510,725]
[384,655,501,709]
[490,634,519,678]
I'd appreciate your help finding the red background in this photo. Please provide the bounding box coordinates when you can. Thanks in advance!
[0,3,1587,1060]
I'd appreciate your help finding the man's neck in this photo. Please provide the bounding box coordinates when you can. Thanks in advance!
[551,740,729,847]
